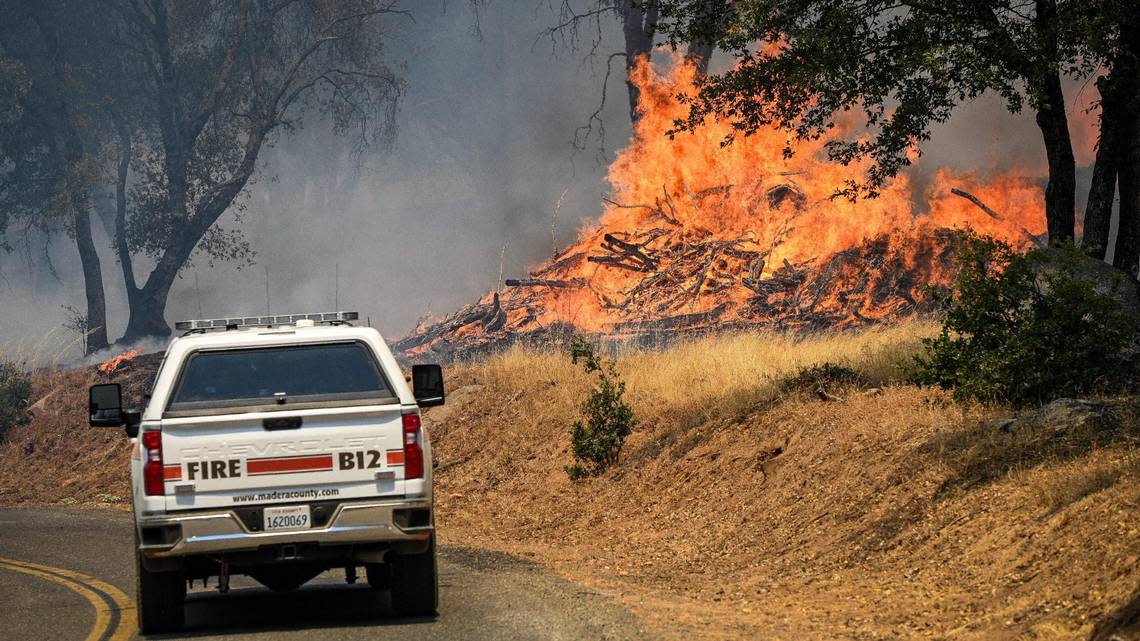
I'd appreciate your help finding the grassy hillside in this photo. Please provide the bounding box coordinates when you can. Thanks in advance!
[0,353,159,507]
[1,323,1137,639]
[427,324,1140,640]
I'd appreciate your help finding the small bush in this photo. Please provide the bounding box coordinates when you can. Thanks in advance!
[565,338,637,480]
[0,361,32,439]
[779,363,866,395]
[911,233,1136,405]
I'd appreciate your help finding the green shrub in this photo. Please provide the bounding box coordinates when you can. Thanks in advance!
[565,338,637,480]
[779,362,866,395]
[0,361,32,439]
[911,233,1136,405]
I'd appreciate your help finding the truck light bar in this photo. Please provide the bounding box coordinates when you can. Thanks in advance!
[174,311,359,332]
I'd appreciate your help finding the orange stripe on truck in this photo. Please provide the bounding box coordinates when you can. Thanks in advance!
[163,465,182,481]
[385,450,405,466]
[246,454,334,476]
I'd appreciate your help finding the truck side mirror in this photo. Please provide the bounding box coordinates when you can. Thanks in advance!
[89,383,124,427]
[411,364,445,407]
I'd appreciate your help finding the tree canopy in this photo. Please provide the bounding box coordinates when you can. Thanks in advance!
[652,0,1140,254]
[0,0,406,346]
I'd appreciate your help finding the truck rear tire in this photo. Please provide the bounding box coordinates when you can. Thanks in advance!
[388,535,437,617]
[135,552,186,634]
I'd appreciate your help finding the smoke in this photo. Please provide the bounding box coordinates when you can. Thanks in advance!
[0,3,1108,362]
[0,2,629,361]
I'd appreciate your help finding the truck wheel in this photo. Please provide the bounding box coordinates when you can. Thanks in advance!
[388,535,437,617]
[135,552,186,634]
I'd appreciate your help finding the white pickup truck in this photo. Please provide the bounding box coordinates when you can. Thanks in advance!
[88,312,444,634]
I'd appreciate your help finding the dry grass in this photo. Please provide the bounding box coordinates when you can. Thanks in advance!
[1028,452,1140,513]
[0,326,87,369]
[0,352,159,507]
[455,321,937,436]
[431,321,1140,641]
[621,322,935,425]
[3,321,1139,640]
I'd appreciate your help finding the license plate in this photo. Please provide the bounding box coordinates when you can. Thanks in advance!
[263,505,311,531]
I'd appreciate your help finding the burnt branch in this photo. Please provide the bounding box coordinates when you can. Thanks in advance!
[504,278,584,288]
[573,51,626,157]
[950,188,1046,247]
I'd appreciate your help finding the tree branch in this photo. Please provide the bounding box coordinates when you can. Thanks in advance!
[184,3,250,145]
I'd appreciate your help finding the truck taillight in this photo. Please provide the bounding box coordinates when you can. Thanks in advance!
[402,412,424,480]
[142,430,165,496]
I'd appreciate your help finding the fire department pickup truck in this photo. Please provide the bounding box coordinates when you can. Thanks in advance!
[88,311,444,634]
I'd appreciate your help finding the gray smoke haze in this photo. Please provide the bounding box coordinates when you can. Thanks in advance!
[0,2,1102,362]
[0,2,630,360]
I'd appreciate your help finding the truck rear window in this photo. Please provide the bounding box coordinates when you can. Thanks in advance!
[169,343,393,411]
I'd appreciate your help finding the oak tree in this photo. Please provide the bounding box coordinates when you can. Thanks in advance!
[651,0,1126,248]
[108,0,405,339]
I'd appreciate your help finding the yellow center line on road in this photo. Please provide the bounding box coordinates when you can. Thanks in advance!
[0,557,136,641]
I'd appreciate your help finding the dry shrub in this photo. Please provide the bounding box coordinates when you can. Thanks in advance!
[778,362,867,396]
[0,361,32,438]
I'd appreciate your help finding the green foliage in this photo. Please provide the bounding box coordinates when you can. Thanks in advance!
[0,361,32,439]
[911,233,1137,405]
[565,338,637,480]
[650,0,1114,199]
[779,363,866,394]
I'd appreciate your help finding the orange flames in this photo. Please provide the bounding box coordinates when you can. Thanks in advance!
[399,59,1047,356]
[98,349,142,375]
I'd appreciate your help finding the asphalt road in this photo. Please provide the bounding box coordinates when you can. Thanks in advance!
[0,509,647,641]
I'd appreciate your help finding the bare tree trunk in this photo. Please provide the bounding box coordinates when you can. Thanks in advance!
[110,110,141,318]
[1112,29,1140,276]
[1116,130,1140,276]
[1035,80,1077,244]
[121,233,192,341]
[29,6,109,353]
[1032,0,1076,244]
[618,2,659,122]
[123,282,175,341]
[685,40,713,76]
[59,131,109,353]
[681,0,717,77]
[73,203,109,353]
[1083,74,1122,260]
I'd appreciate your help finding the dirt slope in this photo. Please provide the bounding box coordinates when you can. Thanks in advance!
[425,337,1140,640]
[2,329,1138,640]
[0,353,158,507]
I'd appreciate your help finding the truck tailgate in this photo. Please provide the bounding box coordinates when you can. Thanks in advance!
[160,404,408,511]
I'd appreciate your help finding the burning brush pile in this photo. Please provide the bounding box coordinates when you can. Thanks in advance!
[396,60,1047,359]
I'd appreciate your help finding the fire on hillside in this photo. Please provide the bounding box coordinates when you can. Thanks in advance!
[97,349,142,376]
[395,60,1047,359]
